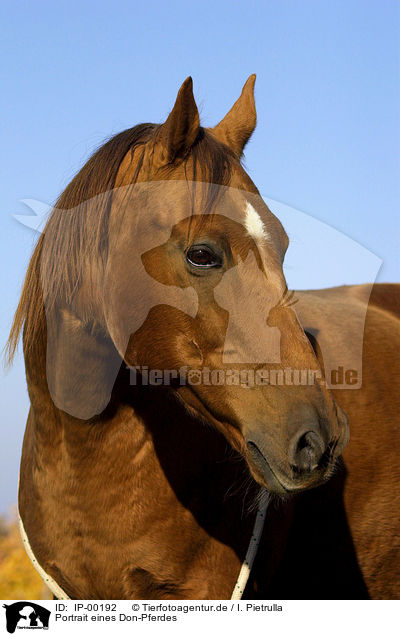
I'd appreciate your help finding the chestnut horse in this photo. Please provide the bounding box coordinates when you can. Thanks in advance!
[8,76,399,599]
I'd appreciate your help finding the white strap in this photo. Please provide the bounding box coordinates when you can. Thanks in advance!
[19,490,269,601]
[231,489,270,600]
[18,511,70,600]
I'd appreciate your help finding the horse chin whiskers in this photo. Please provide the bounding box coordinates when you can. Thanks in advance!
[321,455,343,481]
[248,484,270,514]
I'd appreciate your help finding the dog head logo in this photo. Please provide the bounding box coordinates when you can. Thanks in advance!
[3,602,50,633]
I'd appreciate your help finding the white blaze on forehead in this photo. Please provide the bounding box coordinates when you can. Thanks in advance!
[244,201,269,243]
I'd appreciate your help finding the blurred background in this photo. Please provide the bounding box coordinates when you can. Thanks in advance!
[0,0,398,598]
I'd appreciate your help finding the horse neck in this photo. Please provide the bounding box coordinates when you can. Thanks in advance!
[20,340,266,598]
[23,347,251,511]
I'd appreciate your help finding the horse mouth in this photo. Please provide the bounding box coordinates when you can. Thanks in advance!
[245,440,335,496]
[174,387,344,495]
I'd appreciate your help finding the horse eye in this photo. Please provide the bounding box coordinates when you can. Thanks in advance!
[186,245,222,268]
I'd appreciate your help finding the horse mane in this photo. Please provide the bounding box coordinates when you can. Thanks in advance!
[6,124,235,365]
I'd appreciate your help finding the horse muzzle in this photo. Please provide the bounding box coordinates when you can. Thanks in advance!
[245,411,349,495]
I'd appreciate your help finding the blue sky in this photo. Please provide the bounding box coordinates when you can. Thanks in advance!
[0,1,399,513]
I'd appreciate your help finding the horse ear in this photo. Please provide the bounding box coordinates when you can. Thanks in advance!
[154,77,200,165]
[211,74,257,157]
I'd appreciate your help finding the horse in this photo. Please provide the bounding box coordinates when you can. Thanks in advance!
[8,76,399,599]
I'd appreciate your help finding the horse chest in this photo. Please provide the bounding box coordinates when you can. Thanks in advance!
[21,416,248,599]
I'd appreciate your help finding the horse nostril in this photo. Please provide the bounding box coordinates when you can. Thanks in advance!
[289,430,325,474]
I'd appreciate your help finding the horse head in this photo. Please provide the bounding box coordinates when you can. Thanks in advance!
[41,76,349,495]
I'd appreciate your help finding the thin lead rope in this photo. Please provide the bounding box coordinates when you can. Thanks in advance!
[18,511,71,600]
[231,489,270,600]
[19,491,270,601]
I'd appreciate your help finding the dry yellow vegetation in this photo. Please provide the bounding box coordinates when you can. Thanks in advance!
[0,511,51,600]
